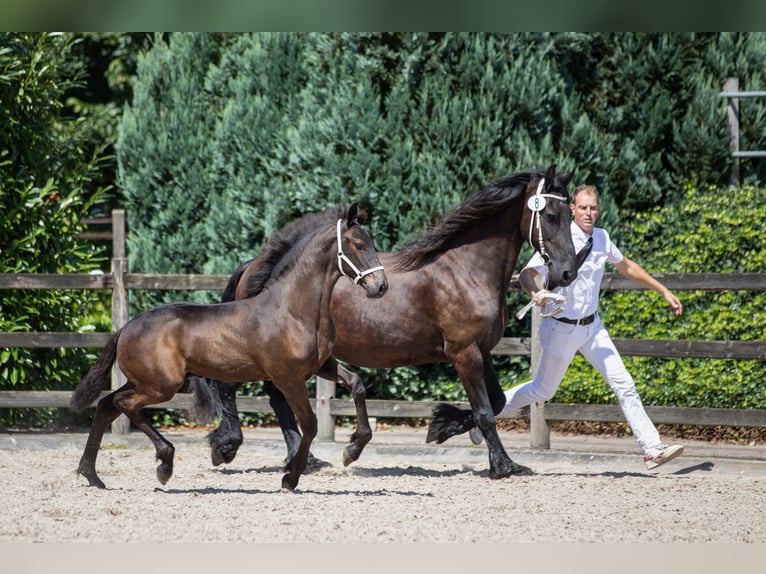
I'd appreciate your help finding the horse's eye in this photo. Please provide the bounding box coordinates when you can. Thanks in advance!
[545,213,558,224]
[354,242,366,251]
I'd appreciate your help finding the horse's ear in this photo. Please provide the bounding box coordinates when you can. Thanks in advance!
[559,169,575,187]
[544,164,557,190]
[347,201,366,226]
[543,163,556,192]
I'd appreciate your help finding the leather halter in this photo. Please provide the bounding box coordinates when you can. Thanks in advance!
[527,178,568,264]
[337,219,385,284]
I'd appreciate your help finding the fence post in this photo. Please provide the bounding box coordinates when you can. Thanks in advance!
[110,209,130,435]
[528,306,550,448]
[724,77,740,187]
[315,376,336,442]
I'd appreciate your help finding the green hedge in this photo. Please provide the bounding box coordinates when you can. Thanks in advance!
[0,33,110,428]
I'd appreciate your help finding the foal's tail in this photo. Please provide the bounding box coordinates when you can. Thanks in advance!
[70,330,121,412]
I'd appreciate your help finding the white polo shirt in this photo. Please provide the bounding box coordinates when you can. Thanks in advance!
[526,221,624,320]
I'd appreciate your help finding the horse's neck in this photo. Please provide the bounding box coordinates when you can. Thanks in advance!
[456,210,523,288]
[275,229,338,326]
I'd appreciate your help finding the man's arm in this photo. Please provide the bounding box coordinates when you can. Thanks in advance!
[519,266,550,305]
[614,257,683,316]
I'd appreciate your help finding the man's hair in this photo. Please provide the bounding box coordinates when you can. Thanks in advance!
[572,184,598,203]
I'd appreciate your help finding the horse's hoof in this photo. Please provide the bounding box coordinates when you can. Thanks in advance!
[490,462,535,479]
[211,448,229,466]
[342,446,359,467]
[211,445,238,466]
[156,464,173,485]
[511,463,535,476]
[78,466,106,489]
[281,473,297,492]
[82,473,106,489]
[304,456,332,474]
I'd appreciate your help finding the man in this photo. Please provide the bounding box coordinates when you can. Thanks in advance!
[502,184,684,470]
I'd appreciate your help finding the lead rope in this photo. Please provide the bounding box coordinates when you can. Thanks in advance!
[336,219,385,285]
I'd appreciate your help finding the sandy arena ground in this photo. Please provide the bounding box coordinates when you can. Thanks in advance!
[1,427,764,544]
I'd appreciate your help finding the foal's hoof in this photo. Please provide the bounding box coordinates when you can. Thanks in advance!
[281,473,297,492]
[342,446,359,467]
[80,470,106,489]
[156,464,173,485]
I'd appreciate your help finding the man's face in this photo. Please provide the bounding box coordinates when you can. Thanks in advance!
[571,191,599,235]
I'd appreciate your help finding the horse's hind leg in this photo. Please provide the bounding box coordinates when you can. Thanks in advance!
[325,361,371,466]
[208,380,244,466]
[113,388,176,485]
[267,381,303,464]
[450,346,533,478]
[77,386,129,488]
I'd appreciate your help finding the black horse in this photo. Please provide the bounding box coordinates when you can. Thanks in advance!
[193,166,579,479]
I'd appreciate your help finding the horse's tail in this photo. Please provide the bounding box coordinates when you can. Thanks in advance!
[70,330,121,412]
[426,403,475,444]
[188,376,223,423]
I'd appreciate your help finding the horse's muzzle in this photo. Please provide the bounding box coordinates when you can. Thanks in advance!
[363,274,388,298]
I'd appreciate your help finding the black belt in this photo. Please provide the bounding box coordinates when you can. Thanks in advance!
[553,313,596,326]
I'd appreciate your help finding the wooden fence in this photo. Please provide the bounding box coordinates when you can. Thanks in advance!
[2,209,766,448]
[721,77,766,186]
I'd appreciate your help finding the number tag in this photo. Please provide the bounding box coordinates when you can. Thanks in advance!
[527,195,547,212]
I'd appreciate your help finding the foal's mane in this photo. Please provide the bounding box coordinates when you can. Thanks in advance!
[393,171,539,271]
[236,206,346,299]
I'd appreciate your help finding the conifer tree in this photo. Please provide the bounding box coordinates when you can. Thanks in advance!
[118,33,226,303]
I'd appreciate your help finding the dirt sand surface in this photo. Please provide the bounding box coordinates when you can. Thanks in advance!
[1,427,764,543]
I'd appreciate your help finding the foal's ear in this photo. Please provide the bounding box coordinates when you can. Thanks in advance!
[347,201,367,226]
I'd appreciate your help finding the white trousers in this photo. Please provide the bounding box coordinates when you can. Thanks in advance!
[502,314,661,454]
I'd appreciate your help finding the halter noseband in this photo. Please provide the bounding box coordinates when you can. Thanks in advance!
[527,177,567,264]
[337,219,385,285]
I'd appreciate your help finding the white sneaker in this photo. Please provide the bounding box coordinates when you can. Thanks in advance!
[644,443,684,470]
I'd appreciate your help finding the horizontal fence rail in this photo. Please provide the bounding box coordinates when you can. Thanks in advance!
[721,78,766,185]
[1,208,765,448]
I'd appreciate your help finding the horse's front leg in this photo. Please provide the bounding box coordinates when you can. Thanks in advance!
[317,359,371,466]
[276,380,317,492]
[450,346,533,479]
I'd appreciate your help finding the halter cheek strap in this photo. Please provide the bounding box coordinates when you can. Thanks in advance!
[527,178,567,263]
[337,219,385,285]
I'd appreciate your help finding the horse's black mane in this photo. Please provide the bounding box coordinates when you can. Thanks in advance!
[232,206,346,299]
[393,171,542,271]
